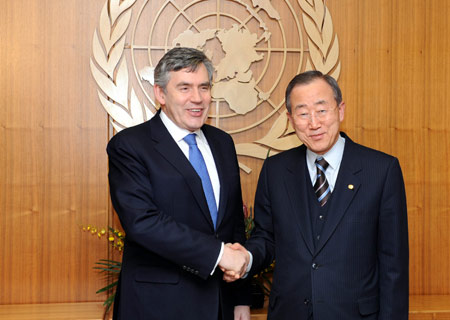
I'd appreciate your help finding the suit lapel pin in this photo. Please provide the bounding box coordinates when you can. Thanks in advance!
[348,184,354,190]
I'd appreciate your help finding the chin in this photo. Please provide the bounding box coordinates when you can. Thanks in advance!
[187,123,204,131]
[309,145,327,154]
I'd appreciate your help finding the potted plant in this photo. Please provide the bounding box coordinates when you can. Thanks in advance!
[82,203,275,314]
[81,225,124,317]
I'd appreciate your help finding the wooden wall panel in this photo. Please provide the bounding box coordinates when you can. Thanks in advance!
[0,0,449,306]
[327,0,450,295]
[423,0,450,295]
[0,0,110,304]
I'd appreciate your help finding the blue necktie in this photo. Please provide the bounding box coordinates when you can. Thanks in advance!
[314,157,331,206]
[183,133,218,229]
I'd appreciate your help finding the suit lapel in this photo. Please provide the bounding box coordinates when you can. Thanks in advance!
[284,146,315,255]
[150,116,215,229]
[314,136,362,255]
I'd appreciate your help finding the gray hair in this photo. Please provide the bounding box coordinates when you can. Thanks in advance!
[154,47,214,91]
[285,70,342,113]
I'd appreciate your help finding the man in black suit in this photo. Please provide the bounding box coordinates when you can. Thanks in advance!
[228,71,409,319]
[107,47,251,320]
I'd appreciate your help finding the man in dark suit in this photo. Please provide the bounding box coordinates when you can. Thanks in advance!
[230,71,409,319]
[107,47,251,320]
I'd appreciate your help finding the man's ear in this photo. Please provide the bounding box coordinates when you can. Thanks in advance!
[338,101,345,122]
[287,111,294,126]
[154,84,166,106]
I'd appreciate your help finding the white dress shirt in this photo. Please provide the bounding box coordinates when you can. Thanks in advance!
[306,135,346,190]
[159,110,220,207]
[159,111,223,275]
[246,136,346,277]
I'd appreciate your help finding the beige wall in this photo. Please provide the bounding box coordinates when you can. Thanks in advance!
[0,0,449,304]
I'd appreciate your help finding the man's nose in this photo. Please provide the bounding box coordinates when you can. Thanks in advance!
[191,88,202,103]
[309,113,321,127]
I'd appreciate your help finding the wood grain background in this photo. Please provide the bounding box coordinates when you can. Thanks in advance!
[0,0,449,305]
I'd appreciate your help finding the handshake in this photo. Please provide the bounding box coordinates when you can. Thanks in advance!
[218,243,250,283]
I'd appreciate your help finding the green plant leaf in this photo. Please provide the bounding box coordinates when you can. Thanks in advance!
[96,280,119,294]
[97,259,122,265]
[103,293,115,312]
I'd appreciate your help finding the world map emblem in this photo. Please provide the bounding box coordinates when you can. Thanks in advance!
[91,0,341,173]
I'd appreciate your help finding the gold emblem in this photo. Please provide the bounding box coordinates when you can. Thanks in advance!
[90,0,341,174]
[348,184,354,190]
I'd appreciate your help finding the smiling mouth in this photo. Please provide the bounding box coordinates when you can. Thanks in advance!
[310,133,324,140]
[187,108,204,116]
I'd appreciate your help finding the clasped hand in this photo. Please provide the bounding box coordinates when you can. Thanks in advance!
[218,243,249,282]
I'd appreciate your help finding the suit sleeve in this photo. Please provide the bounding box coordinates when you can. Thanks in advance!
[107,133,222,280]
[245,159,276,275]
[220,134,252,307]
[378,157,409,319]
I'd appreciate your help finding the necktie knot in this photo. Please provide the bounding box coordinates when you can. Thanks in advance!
[315,157,329,171]
[183,133,197,146]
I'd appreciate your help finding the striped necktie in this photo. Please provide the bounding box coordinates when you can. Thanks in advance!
[183,133,218,229]
[314,157,331,206]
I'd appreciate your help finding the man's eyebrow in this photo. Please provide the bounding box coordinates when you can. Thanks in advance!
[175,81,211,87]
[294,100,325,109]
[314,99,327,106]
[294,103,308,110]
[176,81,191,87]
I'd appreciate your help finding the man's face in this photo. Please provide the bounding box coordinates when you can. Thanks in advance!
[154,63,211,132]
[287,78,345,155]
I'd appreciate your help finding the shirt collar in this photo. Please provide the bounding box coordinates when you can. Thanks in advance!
[306,134,346,170]
[159,110,205,142]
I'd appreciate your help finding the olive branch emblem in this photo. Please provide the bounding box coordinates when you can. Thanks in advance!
[90,0,153,132]
[90,0,340,173]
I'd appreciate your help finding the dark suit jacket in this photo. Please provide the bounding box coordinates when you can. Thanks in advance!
[246,132,409,320]
[107,114,249,320]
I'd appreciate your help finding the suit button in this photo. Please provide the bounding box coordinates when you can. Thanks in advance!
[312,263,318,270]
[319,215,324,220]
[182,266,187,270]
[304,299,310,305]
[194,270,199,275]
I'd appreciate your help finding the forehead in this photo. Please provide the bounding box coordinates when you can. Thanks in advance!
[167,64,209,85]
[290,79,334,106]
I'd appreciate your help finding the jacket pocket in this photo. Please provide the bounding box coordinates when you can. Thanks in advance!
[135,266,180,284]
[358,295,379,315]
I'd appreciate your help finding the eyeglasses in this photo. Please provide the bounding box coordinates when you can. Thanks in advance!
[295,106,338,122]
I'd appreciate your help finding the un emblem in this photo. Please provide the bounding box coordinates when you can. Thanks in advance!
[90,0,341,173]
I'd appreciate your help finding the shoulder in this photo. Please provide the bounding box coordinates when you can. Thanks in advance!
[265,145,306,166]
[202,123,235,146]
[347,139,397,163]
[202,123,231,139]
[258,145,306,177]
[107,119,155,153]
[343,135,401,172]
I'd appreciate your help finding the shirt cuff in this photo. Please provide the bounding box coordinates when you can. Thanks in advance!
[242,250,253,278]
[211,242,224,275]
